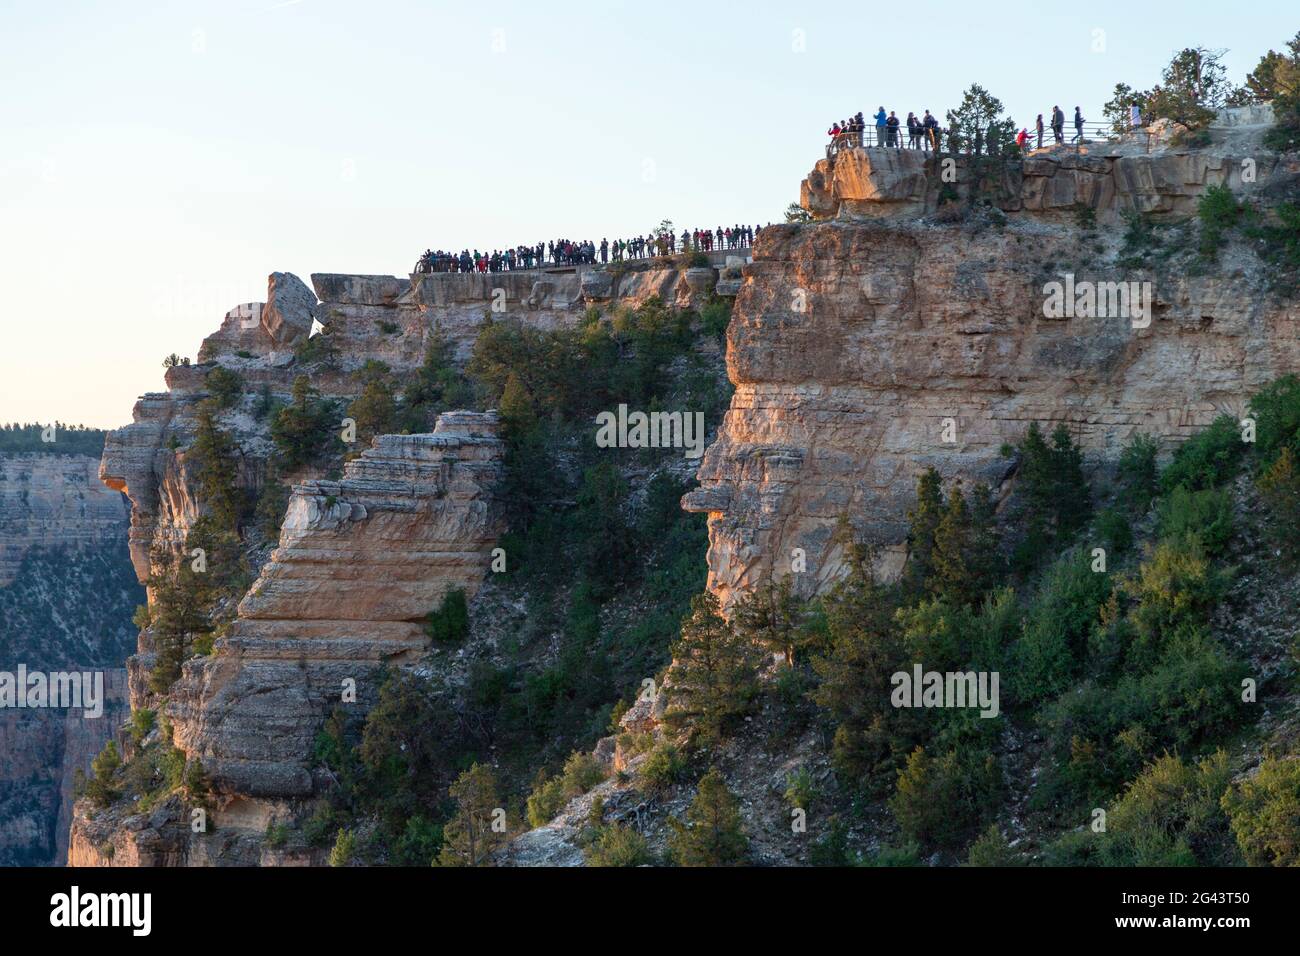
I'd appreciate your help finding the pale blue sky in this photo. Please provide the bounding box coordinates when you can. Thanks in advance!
[1,0,1294,428]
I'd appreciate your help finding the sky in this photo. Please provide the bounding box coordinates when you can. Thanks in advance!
[0,0,1294,429]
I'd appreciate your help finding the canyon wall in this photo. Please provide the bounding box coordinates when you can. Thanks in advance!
[688,114,1300,607]
[74,255,726,865]
[0,453,137,865]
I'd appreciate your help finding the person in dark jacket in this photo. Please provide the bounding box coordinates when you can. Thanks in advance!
[922,110,938,152]
[886,111,900,147]
[1051,106,1064,143]
[1035,113,1044,149]
[1072,107,1085,143]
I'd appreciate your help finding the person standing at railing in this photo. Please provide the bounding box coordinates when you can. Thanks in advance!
[886,111,900,147]
[874,107,887,147]
[1051,106,1064,144]
[922,111,938,152]
[906,112,920,148]
[1016,127,1029,151]
[1034,113,1043,149]
[1072,107,1085,144]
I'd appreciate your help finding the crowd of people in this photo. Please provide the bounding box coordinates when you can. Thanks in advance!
[828,108,944,150]
[416,224,763,274]
[828,104,1095,153]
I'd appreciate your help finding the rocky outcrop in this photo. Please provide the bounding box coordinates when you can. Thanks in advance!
[197,272,317,362]
[684,217,1300,608]
[167,413,504,803]
[802,107,1295,224]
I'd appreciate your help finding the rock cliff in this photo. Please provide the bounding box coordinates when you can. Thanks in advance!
[0,453,137,865]
[689,111,1300,608]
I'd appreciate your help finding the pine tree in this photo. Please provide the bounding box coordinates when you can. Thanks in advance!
[663,592,762,745]
[86,740,121,808]
[271,375,336,469]
[810,540,909,791]
[147,555,214,693]
[497,373,536,437]
[189,406,244,533]
[931,481,974,606]
[346,376,397,452]
[1011,422,1091,571]
[731,576,805,666]
[437,763,504,867]
[967,482,1004,596]
[903,467,944,594]
[668,768,749,866]
[1050,424,1091,536]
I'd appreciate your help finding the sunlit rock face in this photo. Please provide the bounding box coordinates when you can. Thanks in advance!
[168,412,506,800]
[685,215,1300,610]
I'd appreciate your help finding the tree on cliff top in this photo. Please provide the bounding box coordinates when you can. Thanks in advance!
[945,83,1016,157]
[1106,47,1232,133]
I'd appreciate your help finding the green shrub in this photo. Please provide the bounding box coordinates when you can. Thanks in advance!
[204,366,244,409]
[1197,184,1241,258]
[265,822,289,848]
[1222,756,1300,866]
[1125,536,1231,666]
[1096,507,1133,555]
[1258,446,1300,560]
[271,375,339,470]
[1014,550,1111,704]
[1247,375,1300,461]
[525,751,607,827]
[700,298,731,339]
[783,766,817,812]
[965,824,1020,866]
[639,742,687,794]
[328,828,356,867]
[1117,433,1159,512]
[128,708,156,745]
[1100,750,1237,866]
[585,825,652,867]
[1157,485,1234,555]
[1160,415,1243,492]
[86,740,121,808]
[425,588,470,644]
[889,746,1002,849]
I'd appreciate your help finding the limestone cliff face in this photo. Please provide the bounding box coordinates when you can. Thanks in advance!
[169,413,505,801]
[79,251,733,864]
[688,121,1300,608]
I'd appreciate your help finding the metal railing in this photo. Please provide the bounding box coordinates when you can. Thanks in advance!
[826,121,1122,159]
